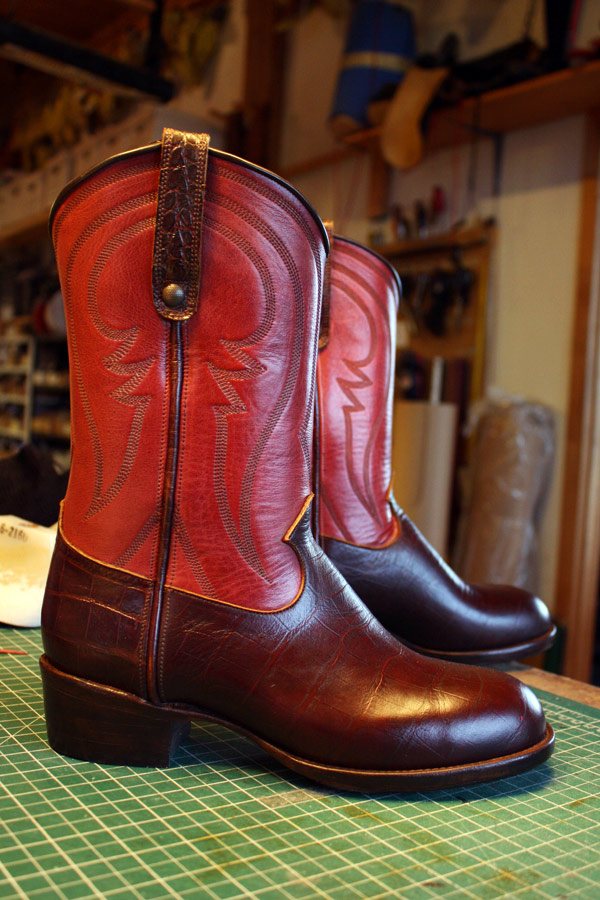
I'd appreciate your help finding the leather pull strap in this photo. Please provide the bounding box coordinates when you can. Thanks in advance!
[152,128,210,321]
[319,221,334,349]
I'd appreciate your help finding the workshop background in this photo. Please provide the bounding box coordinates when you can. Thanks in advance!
[0,0,599,676]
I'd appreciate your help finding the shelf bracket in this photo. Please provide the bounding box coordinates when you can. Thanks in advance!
[466,123,505,197]
[442,102,505,197]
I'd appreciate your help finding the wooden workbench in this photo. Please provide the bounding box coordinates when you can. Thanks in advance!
[1,628,599,898]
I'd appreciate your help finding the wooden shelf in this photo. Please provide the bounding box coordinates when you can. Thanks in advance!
[0,210,50,250]
[406,334,477,362]
[33,372,70,390]
[31,425,71,440]
[434,59,600,148]
[352,60,600,155]
[0,425,25,439]
[0,365,29,375]
[373,222,495,260]
[0,334,33,344]
[283,60,600,179]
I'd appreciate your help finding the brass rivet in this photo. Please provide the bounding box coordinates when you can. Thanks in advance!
[162,283,185,309]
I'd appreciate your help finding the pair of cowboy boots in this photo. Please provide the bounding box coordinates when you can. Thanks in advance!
[40,129,554,792]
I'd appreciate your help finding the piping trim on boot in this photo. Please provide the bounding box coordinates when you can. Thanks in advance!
[147,130,209,703]
[55,498,313,614]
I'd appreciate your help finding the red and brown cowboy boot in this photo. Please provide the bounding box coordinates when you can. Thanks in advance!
[318,235,556,665]
[40,130,553,792]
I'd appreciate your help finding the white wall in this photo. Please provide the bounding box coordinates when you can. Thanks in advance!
[488,118,583,606]
[282,6,586,609]
[280,8,346,168]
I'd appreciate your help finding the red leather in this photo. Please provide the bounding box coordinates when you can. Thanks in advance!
[317,237,400,546]
[53,149,326,611]
[53,154,166,581]
[43,506,548,772]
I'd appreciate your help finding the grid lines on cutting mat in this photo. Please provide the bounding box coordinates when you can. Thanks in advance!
[1,628,599,899]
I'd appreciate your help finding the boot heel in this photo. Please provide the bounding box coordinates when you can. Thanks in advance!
[40,655,190,767]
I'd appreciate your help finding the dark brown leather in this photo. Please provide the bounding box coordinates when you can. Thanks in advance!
[152,129,209,321]
[43,507,546,773]
[42,532,151,698]
[148,321,184,703]
[323,505,553,655]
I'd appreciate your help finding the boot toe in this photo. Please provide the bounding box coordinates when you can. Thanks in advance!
[477,584,554,646]
[354,651,550,773]
[487,670,547,755]
[423,664,548,768]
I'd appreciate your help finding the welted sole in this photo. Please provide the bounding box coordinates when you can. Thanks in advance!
[40,655,555,793]
[403,624,558,666]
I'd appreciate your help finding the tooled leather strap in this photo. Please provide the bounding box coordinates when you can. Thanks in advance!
[319,221,334,349]
[152,128,210,321]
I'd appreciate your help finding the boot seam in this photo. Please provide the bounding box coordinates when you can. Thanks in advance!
[146,321,185,704]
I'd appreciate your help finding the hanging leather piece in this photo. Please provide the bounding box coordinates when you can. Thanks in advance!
[152,128,210,321]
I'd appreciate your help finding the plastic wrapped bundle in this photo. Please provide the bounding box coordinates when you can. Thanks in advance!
[453,398,555,592]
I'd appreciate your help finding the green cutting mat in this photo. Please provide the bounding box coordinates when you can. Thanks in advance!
[1,628,599,900]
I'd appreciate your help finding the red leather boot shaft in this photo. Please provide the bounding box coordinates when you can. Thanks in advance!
[319,237,555,664]
[53,147,326,610]
[318,237,400,546]
[53,152,167,580]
